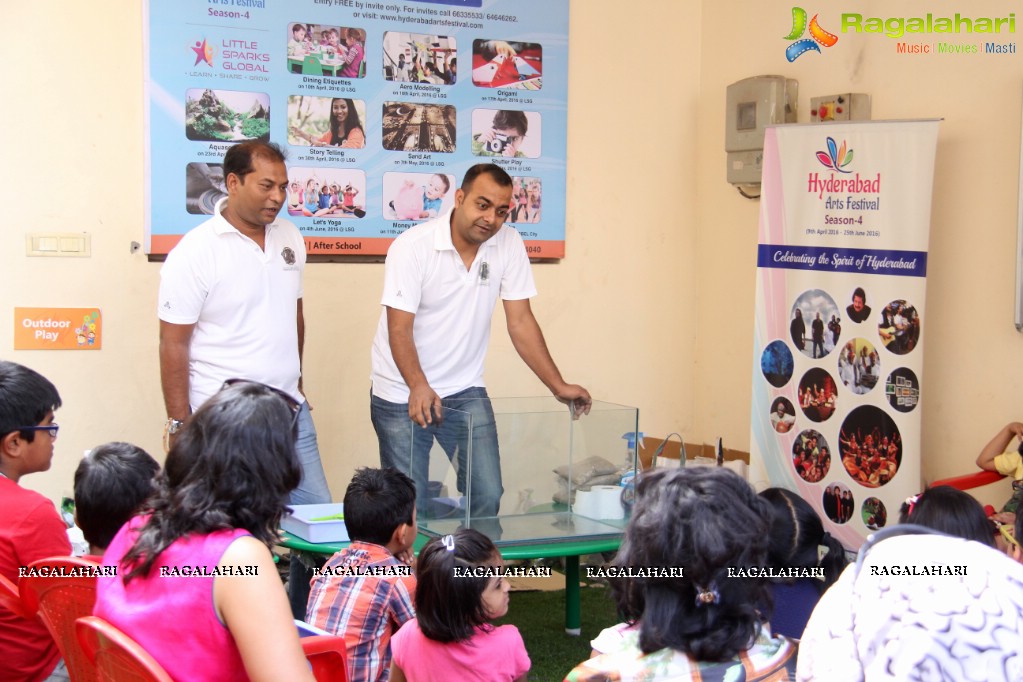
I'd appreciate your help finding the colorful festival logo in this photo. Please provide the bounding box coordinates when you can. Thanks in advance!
[816,137,854,173]
[191,38,215,67]
[784,7,838,61]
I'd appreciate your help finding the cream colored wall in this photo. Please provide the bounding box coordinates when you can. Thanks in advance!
[695,0,1023,504]
[0,1,699,504]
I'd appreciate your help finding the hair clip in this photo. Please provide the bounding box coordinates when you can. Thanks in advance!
[904,493,921,517]
[441,534,455,552]
[694,584,720,607]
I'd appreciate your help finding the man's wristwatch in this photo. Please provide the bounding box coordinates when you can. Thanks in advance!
[165,418,185,436]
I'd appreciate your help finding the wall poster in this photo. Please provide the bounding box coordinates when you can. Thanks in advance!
[144,0,569,257]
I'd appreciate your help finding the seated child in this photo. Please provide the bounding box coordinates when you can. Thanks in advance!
[0,361,72,682]
[95,381,315,682]
[307,467,417,682]
[341,184,360,214]
[73,442,159,561]
[760,487,848,638]
[390,528,530,682]
[977,421,1023,512]
[899,485,996,547]
[798,529,1023,680]
[288,23,309,58]
[287,181,304,216]
[419,174,449,219]
[566,468,797,681]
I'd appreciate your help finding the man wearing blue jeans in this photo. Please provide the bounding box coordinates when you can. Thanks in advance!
[158,141,331,617]
[370,163,590,517]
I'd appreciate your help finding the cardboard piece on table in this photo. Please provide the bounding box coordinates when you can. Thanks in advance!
[639,437,750,470]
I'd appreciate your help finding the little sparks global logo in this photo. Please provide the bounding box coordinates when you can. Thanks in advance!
[784,7,839,61]
[816,137,853,173]
[191,38,215,67]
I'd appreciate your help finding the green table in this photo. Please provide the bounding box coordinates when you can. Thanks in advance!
[278,528,621,634]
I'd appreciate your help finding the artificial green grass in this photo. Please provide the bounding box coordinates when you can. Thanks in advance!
[495,585,620,681]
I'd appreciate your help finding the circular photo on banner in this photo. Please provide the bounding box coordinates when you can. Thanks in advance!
[877,299,920,355]
[861,496,888,530]
[845,286,873,324]
[885,367,920,413]
[761,340,794,388]
[790,289,841,360]
[822,481,854,524]
[792,428,831,484]
[839,405,903,488]
[770,396,797,434]
[836,338,881,395]
[797,368,838,423]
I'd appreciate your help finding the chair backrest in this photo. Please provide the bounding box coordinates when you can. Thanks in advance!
[302,54,323,75]
[20,556,101,681]
[76,616,174,682]
[0,572,30,619]
[301,635,349,682]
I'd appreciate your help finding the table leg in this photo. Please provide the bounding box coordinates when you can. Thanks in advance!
[564,554,580,635]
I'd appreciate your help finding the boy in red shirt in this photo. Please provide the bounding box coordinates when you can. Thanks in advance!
[0,361,72,681]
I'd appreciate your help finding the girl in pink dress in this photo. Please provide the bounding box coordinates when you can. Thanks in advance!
[390,529,530,682]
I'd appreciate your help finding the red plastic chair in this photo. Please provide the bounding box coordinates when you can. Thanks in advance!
[301,635,349,682]
[20,556,101,682]
[76,615,173,682]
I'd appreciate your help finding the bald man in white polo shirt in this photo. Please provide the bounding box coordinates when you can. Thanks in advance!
[370,163,590,516]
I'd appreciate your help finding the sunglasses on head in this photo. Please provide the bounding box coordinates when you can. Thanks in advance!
[220,379,302,429]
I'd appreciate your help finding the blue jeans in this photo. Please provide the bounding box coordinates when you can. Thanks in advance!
[290,401,332,506]
[287,401,331,619]
[371,387,503,516]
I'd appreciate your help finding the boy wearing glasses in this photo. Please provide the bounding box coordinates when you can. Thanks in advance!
[0,361,72,682]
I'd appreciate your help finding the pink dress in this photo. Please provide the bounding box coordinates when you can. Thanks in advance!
[391,620,530,681]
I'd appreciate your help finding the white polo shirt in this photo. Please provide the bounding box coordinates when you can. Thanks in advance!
[158,198,306,410]
[370,209,537,402]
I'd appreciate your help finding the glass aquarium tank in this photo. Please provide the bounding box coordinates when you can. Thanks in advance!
[407,396,639,546]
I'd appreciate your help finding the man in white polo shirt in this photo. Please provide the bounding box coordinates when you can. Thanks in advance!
[370,163,590,516]
[157,140,330,616]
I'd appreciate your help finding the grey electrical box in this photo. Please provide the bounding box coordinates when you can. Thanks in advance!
[725,76,798,185]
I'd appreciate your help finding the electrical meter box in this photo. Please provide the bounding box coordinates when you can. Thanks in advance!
[809,93,871,123]
[725,76,798,185]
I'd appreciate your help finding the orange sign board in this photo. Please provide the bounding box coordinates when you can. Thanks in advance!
[14,308,102,350]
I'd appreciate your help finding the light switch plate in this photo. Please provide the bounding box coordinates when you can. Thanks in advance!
[26,233,91,257]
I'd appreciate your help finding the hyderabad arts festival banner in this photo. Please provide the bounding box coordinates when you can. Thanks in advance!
[750,120,939,550]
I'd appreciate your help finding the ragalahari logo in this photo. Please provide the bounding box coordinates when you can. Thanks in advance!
[784,7,838,61]
[192,38,215,67]
[816,137,853,173]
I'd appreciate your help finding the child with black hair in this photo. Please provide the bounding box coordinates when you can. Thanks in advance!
[899,485,996,547]
[389,527,530,682]
[760,487,848,638]
[0,361,71,682]
[73,442,160,560]
[566,467,797,681]
[307,467,418,682]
